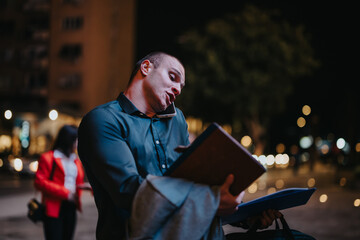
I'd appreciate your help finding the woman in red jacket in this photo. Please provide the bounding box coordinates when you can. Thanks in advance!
[35,125,85,240]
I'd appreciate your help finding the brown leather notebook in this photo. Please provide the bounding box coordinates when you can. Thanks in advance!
[165,122,266,195]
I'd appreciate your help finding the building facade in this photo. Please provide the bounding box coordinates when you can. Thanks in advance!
[49,0,135,115]
[0,0,135,159]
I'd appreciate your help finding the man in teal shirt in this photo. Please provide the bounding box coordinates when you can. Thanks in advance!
[78,52,279,239]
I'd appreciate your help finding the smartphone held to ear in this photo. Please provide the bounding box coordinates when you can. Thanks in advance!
[157,103,176,118]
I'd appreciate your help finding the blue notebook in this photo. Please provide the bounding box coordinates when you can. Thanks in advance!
[222,187,316,224]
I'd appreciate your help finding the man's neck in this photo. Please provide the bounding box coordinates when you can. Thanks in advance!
[124,86,156,118]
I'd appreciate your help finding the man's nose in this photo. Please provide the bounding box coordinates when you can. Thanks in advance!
[172,85,181,96]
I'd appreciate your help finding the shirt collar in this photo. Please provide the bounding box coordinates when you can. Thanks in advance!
[54,149,76,161]
[117,92,176,118]
[117,92,140,115]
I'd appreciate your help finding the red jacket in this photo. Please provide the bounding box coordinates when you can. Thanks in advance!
[34,150,85,218]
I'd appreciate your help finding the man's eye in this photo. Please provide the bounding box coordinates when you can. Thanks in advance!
[169,74,175,81]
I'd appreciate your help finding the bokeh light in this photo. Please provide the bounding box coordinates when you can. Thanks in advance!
[302,105,311,116]
[266,155,275,167]
[29,161,39,173]
[355,143,360,152]
[275,179,285,189]
[13,158,23,172]
[49,109,58,121]
[319,194,328,203]
[4,110,12,120]
[300,136,313,149]
[258,181,267,190]
[267,187,276,195]
[248,182,258,194]
[241,135,252,147]
[276,143,285,153]
[307,178,316,188]
[297,117,306,128]
[339,177,347,187]
[336,138,346,150]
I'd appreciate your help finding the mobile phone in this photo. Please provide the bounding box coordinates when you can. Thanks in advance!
[157,103,176,118]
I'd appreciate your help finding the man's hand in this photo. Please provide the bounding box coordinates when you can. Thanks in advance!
[247,209,283,229]
[216,174,245,216]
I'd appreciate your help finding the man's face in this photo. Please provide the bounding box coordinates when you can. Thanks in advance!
[144,56,185,113]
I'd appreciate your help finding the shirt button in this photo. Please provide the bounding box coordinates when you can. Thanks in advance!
[161,164,166,169]
[155,140,160,144]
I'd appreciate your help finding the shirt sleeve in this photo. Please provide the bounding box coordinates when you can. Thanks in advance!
[78,108,143,211]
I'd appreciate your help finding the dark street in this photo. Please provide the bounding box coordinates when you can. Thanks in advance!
[1,161,359,240]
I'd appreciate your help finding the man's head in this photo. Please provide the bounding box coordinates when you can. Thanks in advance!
[128,52,167,84]
[127,52,185,115]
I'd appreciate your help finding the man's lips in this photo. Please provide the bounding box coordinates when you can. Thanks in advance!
[167,92,175,103]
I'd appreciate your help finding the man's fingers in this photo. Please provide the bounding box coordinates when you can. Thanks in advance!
[259,209,279,229]
[275,210,283,218]
[266,209,276,220]
[174,145,189,153]
[235,191,245,205]
[262,210,272,224]
[222,174,234,190]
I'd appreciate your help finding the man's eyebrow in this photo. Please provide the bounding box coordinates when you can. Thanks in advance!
[170,68,182,77]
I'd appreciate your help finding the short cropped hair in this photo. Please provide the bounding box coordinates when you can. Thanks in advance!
[127,52,182,86]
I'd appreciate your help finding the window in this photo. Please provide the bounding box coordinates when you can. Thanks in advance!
[58,44,82,62]
[22,45,48,67]
[23,0,50,11]
[62,17,84,30]
[58,73,81,90]
[24,72,47,90]
[25,16,49,40]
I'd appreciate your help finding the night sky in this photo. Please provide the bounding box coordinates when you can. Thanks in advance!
[135,1,358,146]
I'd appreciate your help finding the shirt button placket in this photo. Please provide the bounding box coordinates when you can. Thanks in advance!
[152,119,167,172]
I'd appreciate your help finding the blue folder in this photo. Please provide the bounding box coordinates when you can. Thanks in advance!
[221,187,316,225]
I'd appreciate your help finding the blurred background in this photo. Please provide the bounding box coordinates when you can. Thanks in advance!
[0,0,359,239]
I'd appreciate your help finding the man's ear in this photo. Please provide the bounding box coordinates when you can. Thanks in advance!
[140,60,152,76]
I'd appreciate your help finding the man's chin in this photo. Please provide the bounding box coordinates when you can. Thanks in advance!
[157,106,168,113]
[155,103,169,113]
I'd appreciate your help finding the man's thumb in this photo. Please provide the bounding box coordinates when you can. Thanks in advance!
[223,174,234,189]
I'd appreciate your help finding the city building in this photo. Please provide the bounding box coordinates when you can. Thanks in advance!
[49,0,135,115]
[0,0,135,159]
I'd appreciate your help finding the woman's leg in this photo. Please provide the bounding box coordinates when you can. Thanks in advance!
[61,201,77,240]
[43,215,62,240]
